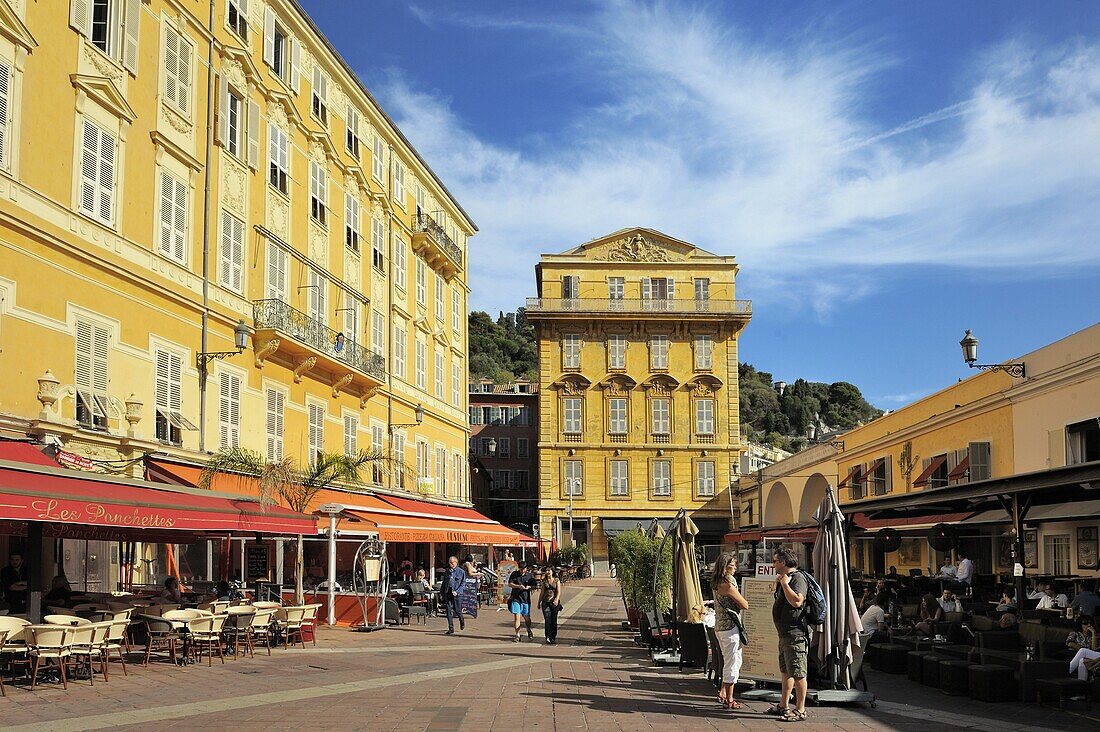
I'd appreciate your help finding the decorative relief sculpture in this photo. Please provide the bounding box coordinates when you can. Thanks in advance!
[601,233,679,262]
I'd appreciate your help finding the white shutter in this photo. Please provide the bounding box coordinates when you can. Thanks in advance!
[121,0,140,74]
[98,126,115,224]
[220,211,244,292]
[263,8,276,68]
[70,0,92,37]
[245,100,260,169]
[173,176,187,264]
[218,373,231,448]
[159,171,174,257]
[215,75,228,146]
[0,61,10,169]
[155,350,171,419]
[266,389,284,461]
[667,279,675,300]
[641,277,651,300]
[75,320,93,403]
[266,243,287,301]
[164,29,179,109]
[289,38,301,93]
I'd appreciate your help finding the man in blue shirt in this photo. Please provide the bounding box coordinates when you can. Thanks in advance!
[442,555,466,635]
[1071,579,1100,617]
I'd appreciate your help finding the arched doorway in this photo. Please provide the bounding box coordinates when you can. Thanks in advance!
[798,473,830,523]
[764,481,794,528]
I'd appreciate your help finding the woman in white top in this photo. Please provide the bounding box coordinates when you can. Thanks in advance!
[710,552,749,711]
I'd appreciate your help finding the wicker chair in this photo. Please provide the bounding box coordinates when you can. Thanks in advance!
[222,606,257,660]
[26,625,74,690]
[141,615,181,666]
[102,618,130,676]
[302,604,323,646]
[249,609,277,656]
[0,616,31,681]
[275,606,308,649]
[69,622,111,685]
[188,614,227,666]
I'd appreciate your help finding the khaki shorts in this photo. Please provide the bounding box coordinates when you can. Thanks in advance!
[778,631,809,679]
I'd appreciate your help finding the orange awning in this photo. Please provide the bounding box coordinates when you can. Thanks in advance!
[339,507,535,545]
[913,455,947,487]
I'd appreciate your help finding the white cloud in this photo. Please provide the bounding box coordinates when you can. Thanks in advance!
[384,2,1100,315]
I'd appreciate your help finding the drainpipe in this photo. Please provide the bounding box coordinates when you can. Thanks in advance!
[327,514,338,626]
[385,143,394,490]
[198,0,217,452]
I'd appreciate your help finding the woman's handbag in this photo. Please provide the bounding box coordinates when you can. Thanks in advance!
[726,606,749,645]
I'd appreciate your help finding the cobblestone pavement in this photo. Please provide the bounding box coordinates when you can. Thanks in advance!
[2,580,1096,731]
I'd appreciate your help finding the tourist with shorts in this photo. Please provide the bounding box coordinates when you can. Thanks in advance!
[769,547,809,723]
[508,560,537,642]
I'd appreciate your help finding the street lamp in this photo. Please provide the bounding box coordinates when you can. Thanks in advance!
[391,403,425,431]
[959,330,1026,378]
[197,319,250,384]
[487,437,497,456]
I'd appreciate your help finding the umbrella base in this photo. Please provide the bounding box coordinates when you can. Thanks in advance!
[652,650,680,665]
[812,689,876,708]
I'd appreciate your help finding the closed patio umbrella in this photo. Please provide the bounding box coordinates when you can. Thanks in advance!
[812,485,864,689]
[674,513,704,622]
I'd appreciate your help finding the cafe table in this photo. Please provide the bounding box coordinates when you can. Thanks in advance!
[971,648,1066,702]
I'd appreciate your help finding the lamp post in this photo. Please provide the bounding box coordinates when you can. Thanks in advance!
[959,330,1026,378]
[566,478,580,547]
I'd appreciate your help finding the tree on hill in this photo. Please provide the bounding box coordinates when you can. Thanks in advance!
[468,309,538,382]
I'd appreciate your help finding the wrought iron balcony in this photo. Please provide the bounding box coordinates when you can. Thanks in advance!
[412,210,462,276]
[252,299,386,383]
[525,298,752,318]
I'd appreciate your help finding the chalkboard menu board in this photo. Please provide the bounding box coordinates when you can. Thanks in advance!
[246,544,270,582]
[459,577,479,618]
[739,577,782,682]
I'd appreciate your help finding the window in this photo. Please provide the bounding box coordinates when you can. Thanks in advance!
[1067,419,1100,465]
[78,119,116,226]
[73,0,140,73]
[307,269,326,325]
[453,453,464,499]
[608,335,626,370]
[694,278,710,302]
[451,362,460,406]
[434,351,444,399]
[695,398,714,435]
[224,88,242,158]
[372,134,385,182]
[158,171,188,264]
[1043,534,1071,576]
[263,8,299,90]
[394,236,407,290]
[265,388,284,461]
[434,272,446,322]
[339,295,358,346]
[219,210,244,293]
[610,460,629,496]
[309,161,327,225]
[393,432,406,488]
[268,124,289,194]
[345,414,361,458]
[642,277,674,306]
[415,335,426,389]
[651,398,670,435]
[928,454,949,489]
[163,26,193,117]
[608,277,624,301]
[563,397,582,434]
[346,106,361,159]
[218,372,241,449]
[415,183,426,212]
[498,438,511,458]
[344,193,360,252]
[650,335,669,369]
[394,163,405,203]
[371,423,385,482]
[371,310,384,358]
[154,349,189,444]
[652,460,671,496]
[266,243,288,301]
[609,398,627,435]
[694,334,713,370]
[451,289,461,333]
[311,67,328,126]
[393,321,406,377]
[227,0,249,41]
[479,438,491,456]
[75,320,110,428]
[697,461,715,497]
[307,402,325,462]
[562,334,581,369]
[517,438,529,458]
[969,441,992,481]
[416,258,427,307]
[469,407,482,426]
[562,275,579,300]
[416,439,429,485]
[371,220,385,274]
[868,458,890,495]
[564,460,583,496]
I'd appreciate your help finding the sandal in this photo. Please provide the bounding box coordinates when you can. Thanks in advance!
[726,699,744,710]
[766,704,789,716]
[780,709,807,723]
[716,693,727,706]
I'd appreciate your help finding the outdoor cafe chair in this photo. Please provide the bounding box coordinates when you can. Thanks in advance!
[26,624,74,690]
[301,604,323,646]
[140,615,181,667]
[102,619,130,676]
[188,614,227,666]
[68,622,112,686]
[0,617,30,681]
[222,606,257,660]
[44,614,90,627]
[274,606,307,649]
[249,609,277,656]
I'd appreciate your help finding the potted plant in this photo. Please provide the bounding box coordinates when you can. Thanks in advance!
[610,529,672,627]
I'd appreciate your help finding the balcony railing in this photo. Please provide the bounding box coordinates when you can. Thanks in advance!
[252,299,386,380]
[526,298,752,316]
[413,210,463,268]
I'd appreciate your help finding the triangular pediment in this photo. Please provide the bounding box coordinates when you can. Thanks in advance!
[0,2,37,52]
[219,45,262,91]
[562,228,716,262]
[71,74,136,123]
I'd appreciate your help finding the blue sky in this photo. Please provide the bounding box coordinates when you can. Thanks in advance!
[303,0,1100,407]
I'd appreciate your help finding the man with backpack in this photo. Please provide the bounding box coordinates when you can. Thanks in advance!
[770,547,810,723]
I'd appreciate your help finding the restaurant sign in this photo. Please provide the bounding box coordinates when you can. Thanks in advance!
[32,498,178,528]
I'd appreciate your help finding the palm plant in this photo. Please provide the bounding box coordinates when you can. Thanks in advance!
[200,447,397,604]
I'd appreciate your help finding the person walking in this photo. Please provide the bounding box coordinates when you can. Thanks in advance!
[539,567,563,645]
[769,547,809,723]
[711,552,749,710]
[508,560,537,642]
[442,555,467,636]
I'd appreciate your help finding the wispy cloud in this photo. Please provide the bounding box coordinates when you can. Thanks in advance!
[385,2,1100,316]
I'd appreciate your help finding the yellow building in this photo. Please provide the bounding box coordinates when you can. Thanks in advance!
[0,1,474,581]
[526,228,752,572]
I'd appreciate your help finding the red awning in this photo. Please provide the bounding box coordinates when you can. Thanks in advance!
[947,455,970,481]
[850,512,973,531]
[378,494,497,523]
[0,441,58,466]
[913,455,947,487]
[726,524,818,544]
[724,530,762,544]
[0,459,316,536]
[864,457,886,477]
[838,465,862,488]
